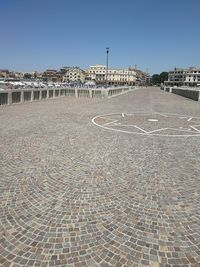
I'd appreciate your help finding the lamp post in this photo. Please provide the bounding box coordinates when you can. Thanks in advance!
[105,47,109,87]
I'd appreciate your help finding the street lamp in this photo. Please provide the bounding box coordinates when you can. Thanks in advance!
[105,47,109,87]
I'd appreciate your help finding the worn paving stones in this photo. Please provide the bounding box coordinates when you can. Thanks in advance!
[0,88,200,266]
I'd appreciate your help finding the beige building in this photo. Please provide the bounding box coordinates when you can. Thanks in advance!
[88,65,137,85]
[62,67,85,83]
[165,67,200,87]
[0,69,10,79]
[131,69,151,86]
[0,69,24,80]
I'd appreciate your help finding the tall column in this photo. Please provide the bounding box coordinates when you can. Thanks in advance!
[105,47,109,87]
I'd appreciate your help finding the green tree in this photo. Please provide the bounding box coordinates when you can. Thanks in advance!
[151,72,168,85]
[151,74,160,85]
[160,72,168,83]
[23,73,32,79]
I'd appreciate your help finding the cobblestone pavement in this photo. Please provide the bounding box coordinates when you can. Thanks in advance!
[0,88,200,267]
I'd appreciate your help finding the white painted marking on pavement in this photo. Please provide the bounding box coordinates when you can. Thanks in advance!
[190,126,200,133]
[147,128,168,133]
[133,125,147,133]
[91,113,200,137]
[103,120,119,126]
[148,119,158,122]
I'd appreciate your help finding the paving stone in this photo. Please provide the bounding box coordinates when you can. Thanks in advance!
[0,88,200,266]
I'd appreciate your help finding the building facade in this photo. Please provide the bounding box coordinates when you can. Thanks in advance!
[42,69,62,83]
[0,69,24,80]
[0,69,10,79]
[165,67,200,87]
[129,68,151,86]
[88,65,137,85]
[62,67,85,83]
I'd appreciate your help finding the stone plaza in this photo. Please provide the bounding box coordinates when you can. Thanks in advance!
[0,87,200,267]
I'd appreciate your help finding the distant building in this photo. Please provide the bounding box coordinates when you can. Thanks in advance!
[0,69,23,80]
[42,69,61,83]
[87,65,137,85]
[0,69,9,79]
[13,72,24,80]
[62,67,85,83]
[0,65,151,86]
[129,68,151,86]
[165,67,200,87]
[88,65,106,83]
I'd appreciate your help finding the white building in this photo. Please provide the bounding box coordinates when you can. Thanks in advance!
[88,65,137,86]
[165,67,200,87]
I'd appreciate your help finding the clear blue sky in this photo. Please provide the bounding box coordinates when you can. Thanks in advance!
[0,0,199,74]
